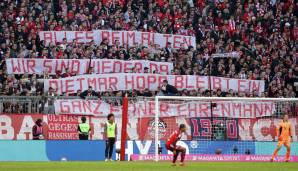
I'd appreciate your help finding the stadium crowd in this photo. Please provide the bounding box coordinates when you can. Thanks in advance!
[0,0,297,99]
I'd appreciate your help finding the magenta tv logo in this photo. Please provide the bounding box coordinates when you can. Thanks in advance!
[130,154,298,162]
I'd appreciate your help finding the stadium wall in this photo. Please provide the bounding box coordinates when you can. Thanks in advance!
[1,114,298,141]
[0,114,297,161]
[0,140,297,161]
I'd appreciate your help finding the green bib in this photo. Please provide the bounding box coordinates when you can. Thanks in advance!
[79,123,90,134]
[107,122,116,138]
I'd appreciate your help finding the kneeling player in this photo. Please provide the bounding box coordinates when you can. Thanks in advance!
[271,114,292,162]
[166,124,187,166]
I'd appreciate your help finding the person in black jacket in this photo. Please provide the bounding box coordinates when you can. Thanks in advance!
[80,86,99,99]
[161,80,178,95]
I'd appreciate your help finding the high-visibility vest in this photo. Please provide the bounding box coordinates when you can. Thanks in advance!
[106,122,116,138]
[79,123,90,134]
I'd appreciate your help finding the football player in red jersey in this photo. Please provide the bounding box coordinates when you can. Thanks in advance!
[166,124,187,166]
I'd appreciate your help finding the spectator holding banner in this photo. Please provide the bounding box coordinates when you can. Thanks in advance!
[80,86,99,99]
[161,80,178,96]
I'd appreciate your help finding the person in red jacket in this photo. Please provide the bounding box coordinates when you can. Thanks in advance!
[166,124,187,166]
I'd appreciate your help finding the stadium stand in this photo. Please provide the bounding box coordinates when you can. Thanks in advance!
[0,0,297,114]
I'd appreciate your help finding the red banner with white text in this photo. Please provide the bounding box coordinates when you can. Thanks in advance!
[0,114,297,141]
[0,114,188,140]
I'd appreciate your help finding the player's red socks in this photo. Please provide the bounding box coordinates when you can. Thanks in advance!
[181,151,185,163]
[173,153,179,163]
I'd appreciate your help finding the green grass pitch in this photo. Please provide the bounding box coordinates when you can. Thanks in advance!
[0,162,298,171]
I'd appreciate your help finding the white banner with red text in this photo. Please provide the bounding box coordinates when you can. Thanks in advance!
[43,73,265,94]
[39,30,196,48]
[6,58,173,75]
[54,99,275,118]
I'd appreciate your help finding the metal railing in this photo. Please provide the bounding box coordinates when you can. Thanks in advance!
[0,96,43,114]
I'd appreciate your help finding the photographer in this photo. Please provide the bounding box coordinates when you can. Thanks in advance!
[32,119,44,140]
